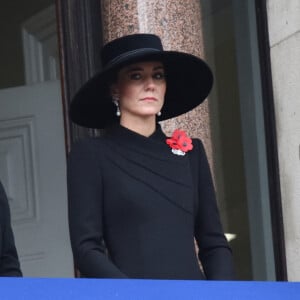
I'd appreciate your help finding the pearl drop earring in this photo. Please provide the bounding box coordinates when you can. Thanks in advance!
[157,111,162,117]
[112,95,121,117]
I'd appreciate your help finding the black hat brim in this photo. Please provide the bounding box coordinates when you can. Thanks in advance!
[70,50,213,129]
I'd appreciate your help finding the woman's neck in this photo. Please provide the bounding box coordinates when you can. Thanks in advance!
[120,115,156,137]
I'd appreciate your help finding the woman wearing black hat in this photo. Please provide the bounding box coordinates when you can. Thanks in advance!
[68,34,235,280]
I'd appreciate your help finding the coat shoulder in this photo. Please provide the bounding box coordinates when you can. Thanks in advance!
[190,138,206,158]
[69,136,109,156]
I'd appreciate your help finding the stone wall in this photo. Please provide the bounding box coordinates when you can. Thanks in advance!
[267,0,300,281]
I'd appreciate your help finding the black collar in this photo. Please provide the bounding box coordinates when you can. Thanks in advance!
[104,123,178,161]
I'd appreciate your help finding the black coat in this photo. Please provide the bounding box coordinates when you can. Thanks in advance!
[0,181,22,277]
[68,124,235,280]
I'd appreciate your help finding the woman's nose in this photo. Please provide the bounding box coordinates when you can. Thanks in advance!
[144,76,155,90]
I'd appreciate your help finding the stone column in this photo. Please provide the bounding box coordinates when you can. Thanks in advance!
[101,0,213,167]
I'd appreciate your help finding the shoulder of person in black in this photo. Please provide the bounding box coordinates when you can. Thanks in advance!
[0,181,22,277]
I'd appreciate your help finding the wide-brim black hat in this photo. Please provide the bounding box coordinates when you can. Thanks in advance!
[70,33,213,129]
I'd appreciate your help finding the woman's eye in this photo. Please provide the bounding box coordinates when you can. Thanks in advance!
[129,73,142,80]
[153,72,166,80]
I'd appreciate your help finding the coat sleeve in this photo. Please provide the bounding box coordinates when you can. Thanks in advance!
[192,139,235,280]
[0,182,22,277]
[67,139,127,278]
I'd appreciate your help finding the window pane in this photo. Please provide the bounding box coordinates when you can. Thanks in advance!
[200,0,276,280]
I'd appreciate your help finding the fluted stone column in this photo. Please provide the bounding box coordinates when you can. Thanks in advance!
[101,0,213,167]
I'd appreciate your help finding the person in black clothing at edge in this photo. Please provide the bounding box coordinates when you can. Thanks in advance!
[68,33,235,280]
[0,180,22,276]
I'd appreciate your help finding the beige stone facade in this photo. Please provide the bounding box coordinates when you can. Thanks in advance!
[267,0,300,281]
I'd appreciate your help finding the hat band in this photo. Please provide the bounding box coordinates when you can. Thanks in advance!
[104,48,161,69]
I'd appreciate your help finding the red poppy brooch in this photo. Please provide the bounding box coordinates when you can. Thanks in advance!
[166,129,193,156]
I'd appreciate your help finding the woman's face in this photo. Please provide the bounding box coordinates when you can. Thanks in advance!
[111,61,166,121]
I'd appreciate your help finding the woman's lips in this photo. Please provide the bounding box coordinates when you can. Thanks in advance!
[141,97,157,101]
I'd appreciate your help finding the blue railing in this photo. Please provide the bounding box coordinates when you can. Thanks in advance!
[1,277,300,299]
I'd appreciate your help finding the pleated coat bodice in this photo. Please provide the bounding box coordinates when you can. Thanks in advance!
[67,124,234,280]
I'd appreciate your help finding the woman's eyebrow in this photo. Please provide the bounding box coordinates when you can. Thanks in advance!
[126,66,143,73]
[153,65,164,70]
